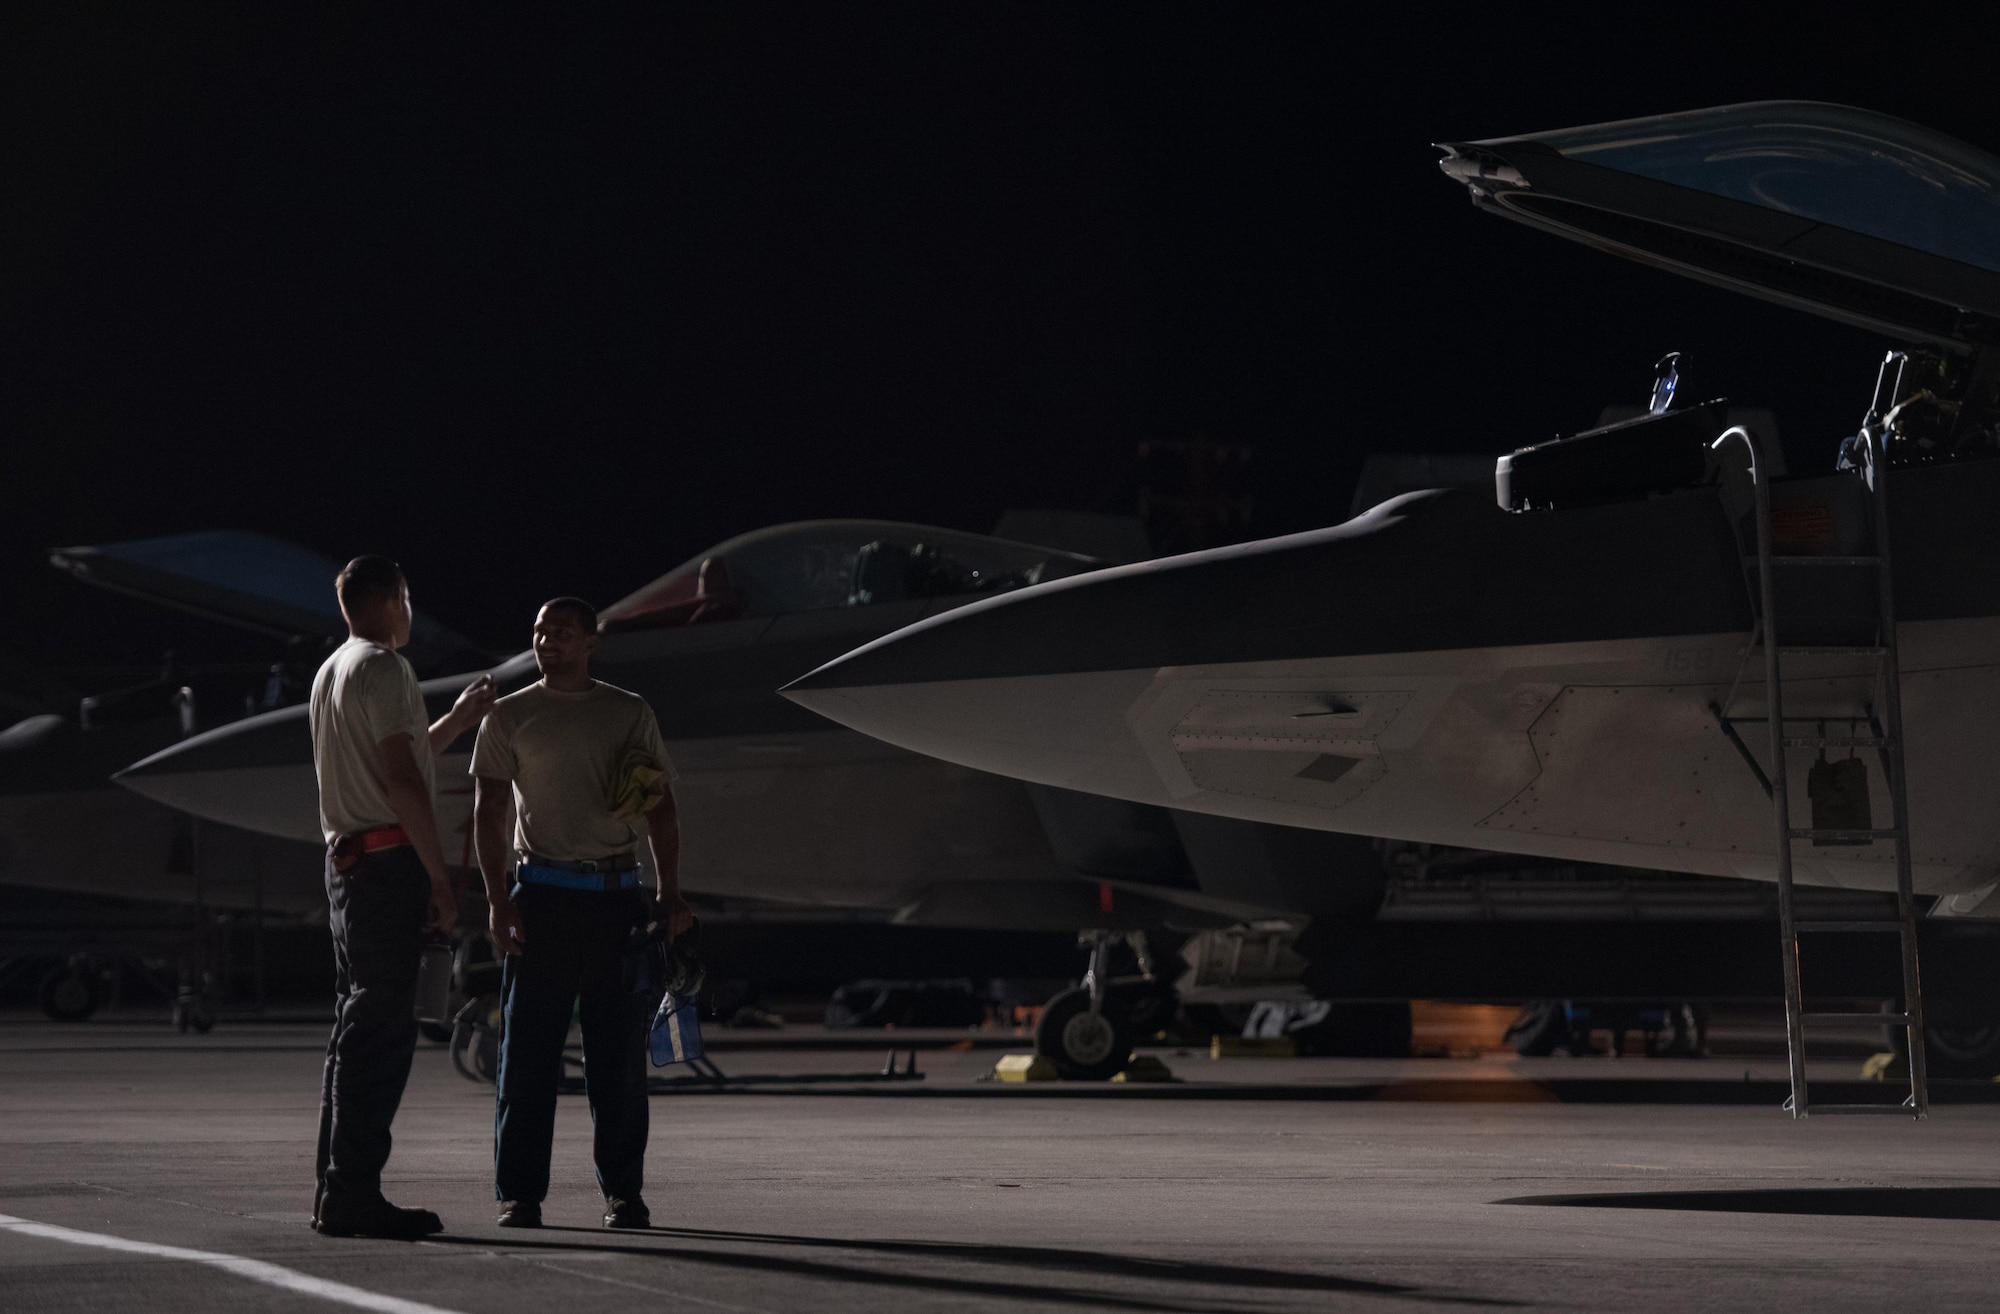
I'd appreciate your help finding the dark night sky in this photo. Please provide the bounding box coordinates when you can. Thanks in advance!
[5,5,1997,685]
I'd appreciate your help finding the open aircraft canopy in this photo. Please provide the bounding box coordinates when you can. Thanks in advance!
[1438,101,2000,349]
[601,520,1101,631]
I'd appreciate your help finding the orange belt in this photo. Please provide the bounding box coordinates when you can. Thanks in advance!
[359,825,410,853]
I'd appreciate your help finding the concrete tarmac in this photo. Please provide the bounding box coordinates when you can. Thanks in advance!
[3,1021,1997,1312]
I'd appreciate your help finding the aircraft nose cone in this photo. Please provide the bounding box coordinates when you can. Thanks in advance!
[781,574,1173,803]
[116,705,323,843]
[784,662,1163,797]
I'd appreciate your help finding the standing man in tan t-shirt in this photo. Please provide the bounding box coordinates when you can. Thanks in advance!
[471,596,691,1230]
[309,555,494,1239]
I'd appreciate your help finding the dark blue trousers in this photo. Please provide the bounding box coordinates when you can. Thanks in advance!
[316,845,426,1215]
[493,882,650,1204]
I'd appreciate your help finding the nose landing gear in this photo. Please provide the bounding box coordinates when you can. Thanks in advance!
[1036,988,1132,1081]
[37,956,112,1022]
[1033,930,1175,1081]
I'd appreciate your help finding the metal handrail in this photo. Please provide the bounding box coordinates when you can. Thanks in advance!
[1711,425,1808,1113]
[1861,417,1929,1115]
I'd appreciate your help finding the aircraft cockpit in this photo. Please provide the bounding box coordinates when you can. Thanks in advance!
[1438,101,2000,513]
[600,520,1101,632]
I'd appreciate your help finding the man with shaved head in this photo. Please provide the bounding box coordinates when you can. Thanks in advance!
[472,596,691,1230]
[310,555,495,1239]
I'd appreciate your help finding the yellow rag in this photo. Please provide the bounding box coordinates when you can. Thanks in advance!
[610,746,666,825]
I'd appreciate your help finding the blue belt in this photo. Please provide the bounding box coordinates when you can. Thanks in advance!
[516,860,640,892]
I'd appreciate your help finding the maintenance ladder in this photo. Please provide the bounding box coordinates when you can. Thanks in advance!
[1712,406,1927,1119]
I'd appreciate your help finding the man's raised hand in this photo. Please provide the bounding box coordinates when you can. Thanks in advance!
[454,673,498,723]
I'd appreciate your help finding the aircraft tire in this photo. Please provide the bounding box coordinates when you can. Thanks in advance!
[1034,987,1133,1081]
[37,963,101,1022]
[1886,1005,2000,1079]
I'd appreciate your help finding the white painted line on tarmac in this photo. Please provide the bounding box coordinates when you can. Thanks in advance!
[0,1213,466,1314]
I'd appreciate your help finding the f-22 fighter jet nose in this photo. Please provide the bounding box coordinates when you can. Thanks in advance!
[780,569,1176,805]
[114,703,325,845]
[785,661,1164,804]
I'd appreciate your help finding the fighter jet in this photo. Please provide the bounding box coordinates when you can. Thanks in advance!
[2,531,495,1022]
[784,105,2000,948]
[10,530,497,913]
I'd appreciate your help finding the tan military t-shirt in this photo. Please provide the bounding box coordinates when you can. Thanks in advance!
[309,636,434,842]
[469,680,673,863]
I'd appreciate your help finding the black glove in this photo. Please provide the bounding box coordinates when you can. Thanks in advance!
[661,917,707,998]
[629,916,706,999]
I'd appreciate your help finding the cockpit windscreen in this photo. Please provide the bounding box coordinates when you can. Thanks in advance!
[1522,102,2000,275]
[600,521,1100,631]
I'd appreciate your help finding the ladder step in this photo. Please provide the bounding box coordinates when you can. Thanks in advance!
[1755,555,1884,567]
[1801,1103,1922,1116]
[1794,920,1909,933]
[1803,1011,1908,1025]
[1776,645,1888,657]
[1780,736,1890,747]
[1789,827,1902,841]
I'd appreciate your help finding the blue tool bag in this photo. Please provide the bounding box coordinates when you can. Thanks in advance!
[649,992,704,1066]
[636,916,707,1066]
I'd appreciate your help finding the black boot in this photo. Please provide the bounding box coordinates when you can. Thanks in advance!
[315,1196,444,1240]
[603,1196,650,1229]
[496,1200,543,1228]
